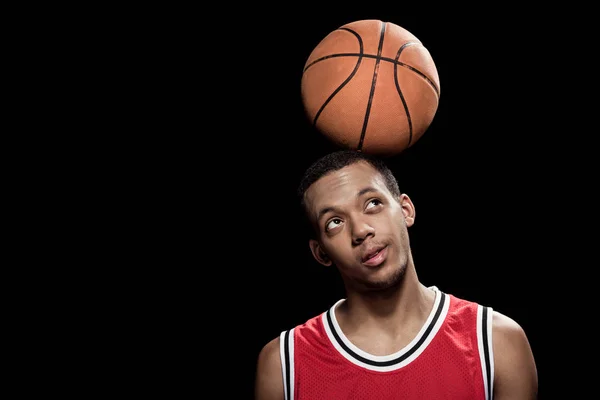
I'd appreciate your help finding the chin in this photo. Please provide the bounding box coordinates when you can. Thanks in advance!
[380,262,406,285]
[361,265,406,291]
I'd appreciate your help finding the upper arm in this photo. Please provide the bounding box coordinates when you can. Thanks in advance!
[492,310,538,400]
[255,335,285,400]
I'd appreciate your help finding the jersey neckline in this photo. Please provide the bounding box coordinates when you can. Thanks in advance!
[321,286,450,372]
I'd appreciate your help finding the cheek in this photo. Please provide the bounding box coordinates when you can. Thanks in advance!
[379,216,408,244]
[325,238,345,256]
[323,236,352,260]
[397,224,411,246]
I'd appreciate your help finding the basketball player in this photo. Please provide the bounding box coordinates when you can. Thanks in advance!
[254,150,538,399]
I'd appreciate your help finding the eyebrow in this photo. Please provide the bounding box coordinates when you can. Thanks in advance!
[316,186,379,222]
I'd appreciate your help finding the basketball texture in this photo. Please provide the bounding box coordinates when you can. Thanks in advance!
[301,19,440,157]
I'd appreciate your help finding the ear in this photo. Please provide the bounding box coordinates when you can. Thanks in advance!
[399,193,416,227]
[309,239,332,266]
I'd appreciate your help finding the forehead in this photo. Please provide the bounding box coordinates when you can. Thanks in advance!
[304,161,389,211]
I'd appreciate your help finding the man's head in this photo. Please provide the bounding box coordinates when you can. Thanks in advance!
[297,150,415,292]
[298,150,401,215]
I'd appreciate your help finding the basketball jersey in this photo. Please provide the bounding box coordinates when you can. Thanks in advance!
[279,286,494,400]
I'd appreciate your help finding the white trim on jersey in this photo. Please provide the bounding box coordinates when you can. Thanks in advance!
[477,305,495,400]
[279,328,295,400]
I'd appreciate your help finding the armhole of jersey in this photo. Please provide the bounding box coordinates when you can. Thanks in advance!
[477,305,494,400]
[279,328,295,400]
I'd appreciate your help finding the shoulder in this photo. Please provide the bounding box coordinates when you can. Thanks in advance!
[491,310,534,361]
[491,310,538,399]
[254,308,335,399]
[257,335,281,370]
[255,335,284,400]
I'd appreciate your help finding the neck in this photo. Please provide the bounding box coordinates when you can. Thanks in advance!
[336,266,435,336]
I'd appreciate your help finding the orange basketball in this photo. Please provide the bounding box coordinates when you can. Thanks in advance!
[301,19,441,157]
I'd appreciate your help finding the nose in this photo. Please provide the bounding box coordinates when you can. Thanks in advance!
[351,218,375,246]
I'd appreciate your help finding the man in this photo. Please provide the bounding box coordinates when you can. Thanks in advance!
[255,150,538,399]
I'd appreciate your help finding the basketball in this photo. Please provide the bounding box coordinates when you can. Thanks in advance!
[301,19,441,157]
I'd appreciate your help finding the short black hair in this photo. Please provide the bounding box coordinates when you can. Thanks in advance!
[297,150,401,237]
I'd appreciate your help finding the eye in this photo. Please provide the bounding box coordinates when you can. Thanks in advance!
[366,199,383,210]
[325,218,343,232]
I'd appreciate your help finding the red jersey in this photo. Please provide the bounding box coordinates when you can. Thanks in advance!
[278,287,494,400]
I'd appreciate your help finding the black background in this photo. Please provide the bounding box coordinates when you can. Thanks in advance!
[119,6,592,399]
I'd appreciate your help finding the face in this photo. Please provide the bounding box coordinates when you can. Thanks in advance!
[304,161,415,292]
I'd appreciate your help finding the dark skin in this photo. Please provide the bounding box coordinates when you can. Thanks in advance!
[255,161,538,399]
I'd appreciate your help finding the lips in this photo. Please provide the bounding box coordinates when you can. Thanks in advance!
[361,245,387,266]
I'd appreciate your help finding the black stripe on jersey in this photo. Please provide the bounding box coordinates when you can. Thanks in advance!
[325,291,447,367]
[482,306,492,400]
[283,330,291,400]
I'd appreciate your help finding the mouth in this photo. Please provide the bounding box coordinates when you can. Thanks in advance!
[361,245,388,267]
